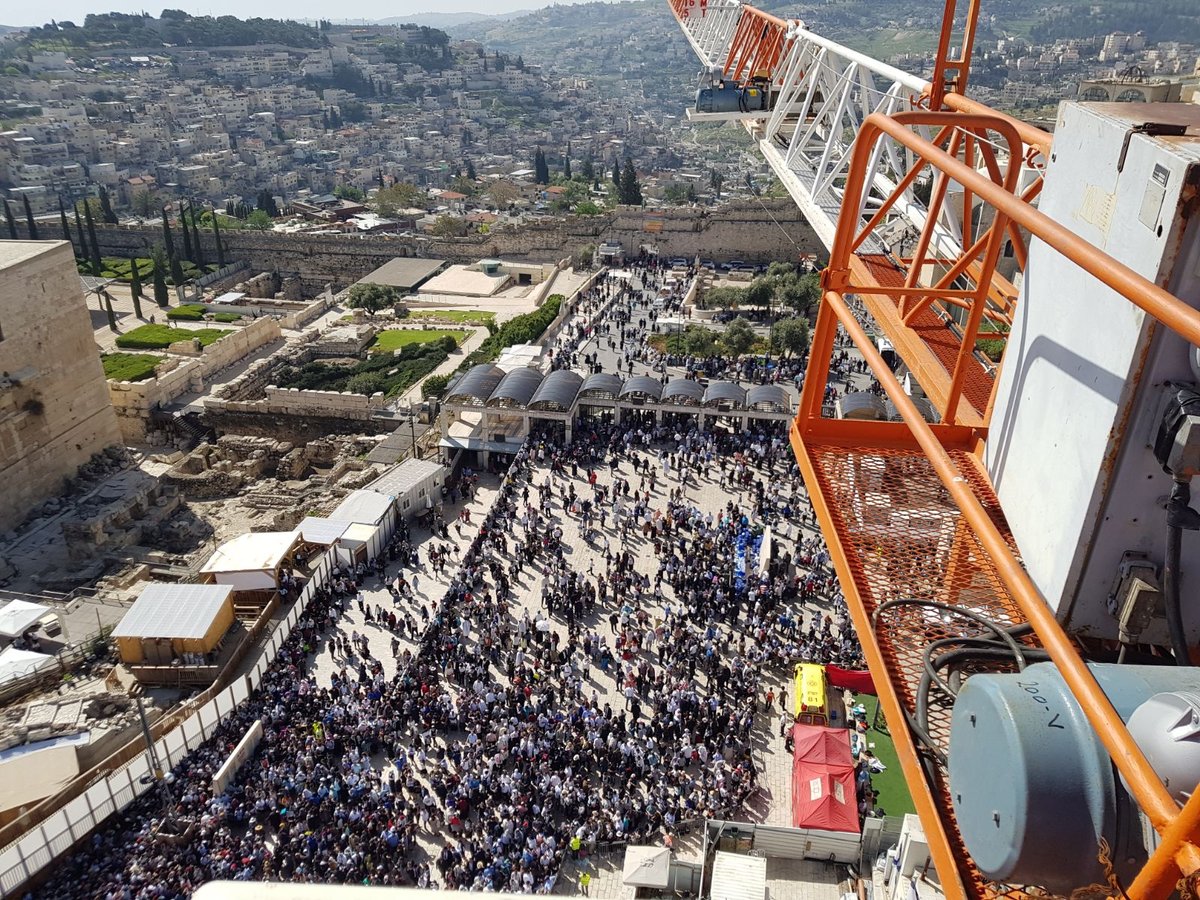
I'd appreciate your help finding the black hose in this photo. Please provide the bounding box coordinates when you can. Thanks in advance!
[1164,519,1190,666]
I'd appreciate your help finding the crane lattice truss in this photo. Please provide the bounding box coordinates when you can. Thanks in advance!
[671,0,1052,425]
[669,1,1200,899]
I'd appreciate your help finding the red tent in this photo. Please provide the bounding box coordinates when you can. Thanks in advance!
[791,724,860,834]
[791,766,860,834]
[791,724,855,768]
[826,664,876,695]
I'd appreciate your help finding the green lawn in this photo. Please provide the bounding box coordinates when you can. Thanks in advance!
[856,694,916,818]
[115,324,231,350]
[409,309,496,325]
[100,352,161,382]
[369,328,467,354]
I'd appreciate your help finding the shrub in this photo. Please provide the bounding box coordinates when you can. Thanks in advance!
[212,312,244,323]
[471,294,563,364]
[166,304,206,321]
[101,352,160,382]
[422,373,451,399]
[115,324,231,350]
[345,372,386,395]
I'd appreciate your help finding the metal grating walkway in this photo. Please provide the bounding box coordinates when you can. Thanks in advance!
[802,437,1039,899]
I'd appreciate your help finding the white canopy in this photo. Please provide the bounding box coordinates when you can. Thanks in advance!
[0,599,51,639]
[202,531,297,574]
[295,517,352,546]
[622,845,672,888]
[0,646,55,682]
[112,583,234,641]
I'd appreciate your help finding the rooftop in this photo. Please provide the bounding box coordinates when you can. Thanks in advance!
[0,240,67,270]
[111,583,233,641]
[355,257,447,291]
[421,264,510,298]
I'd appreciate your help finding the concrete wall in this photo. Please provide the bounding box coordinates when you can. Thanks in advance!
[0,241,123,532]
[10,201,819,294]
[107,316,282,441]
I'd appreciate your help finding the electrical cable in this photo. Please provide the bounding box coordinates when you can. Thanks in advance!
[1163,477,1199,666]
[1164,513,1190,667]
[873,599,1050,768]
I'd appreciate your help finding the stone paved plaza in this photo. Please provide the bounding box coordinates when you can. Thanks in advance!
[300,420,845,898]
[39,264,868,900]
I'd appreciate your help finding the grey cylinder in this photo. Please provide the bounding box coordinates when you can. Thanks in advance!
[949,662,1200,891]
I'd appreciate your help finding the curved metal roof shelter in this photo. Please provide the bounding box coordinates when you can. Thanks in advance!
[487,367,544,408]
[619,375,664,402]
[839,392,887,421]
[578,373,625,400]
[702,381,747,409]
[746,384,791,412]
[662,377,705,405]
[885,397,941,424]
[529,370,583,412]
[445,364,505,406]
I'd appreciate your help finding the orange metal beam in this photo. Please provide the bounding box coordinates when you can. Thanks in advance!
[814,106,1200,897]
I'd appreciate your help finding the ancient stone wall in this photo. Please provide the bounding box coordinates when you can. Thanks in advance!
[0,241,123,533]
[106,316,282,441]
[11,200,818,295]
[202,408,397,441]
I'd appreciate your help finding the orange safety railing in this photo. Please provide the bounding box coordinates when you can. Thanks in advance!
[793,106,1200,899]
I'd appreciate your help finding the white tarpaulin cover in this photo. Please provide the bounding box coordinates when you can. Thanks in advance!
[201,531,298,575]
[295,517,352,546]
[0,599,50,638]
[0,646,54,682]
[622,846,672,888]
[710,851,767,900]
[112,583,234,641]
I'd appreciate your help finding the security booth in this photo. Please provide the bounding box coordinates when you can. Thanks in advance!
[527,369,583,445]
[365,458,448,521]
[327,489,397,560]
[576,373,623,423]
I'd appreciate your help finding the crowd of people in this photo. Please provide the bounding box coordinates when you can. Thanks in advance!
[37,256,880,900]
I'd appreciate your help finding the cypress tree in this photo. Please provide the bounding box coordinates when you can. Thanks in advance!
[180,204,194,261]
[129,256,144,319]
[190,204,206,267]
[612,160,621,186]
[58,196,72,251]
[83,200,103,272]
[4,200,17,239]
[22,194,39,239]
[563,152,571,180]
[621,158,643,207]
[98,186,118,224]
[74,201,89,262]
[212,209,225,268]
[170,250,184,288]
[151,247,169,307]
[161,206,176,261]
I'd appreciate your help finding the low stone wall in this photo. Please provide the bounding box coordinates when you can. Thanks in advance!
[212,332,317,402]
[107,317,282,441]
[206,387,383,418]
